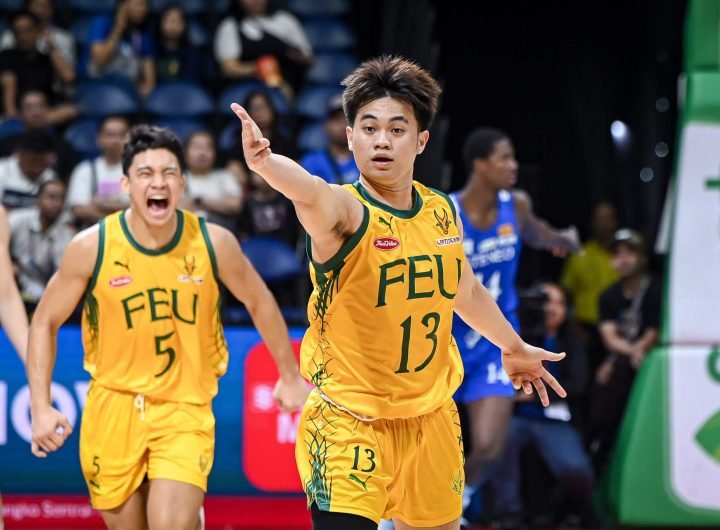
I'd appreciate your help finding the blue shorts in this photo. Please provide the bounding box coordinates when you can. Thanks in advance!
[453,314,518,404]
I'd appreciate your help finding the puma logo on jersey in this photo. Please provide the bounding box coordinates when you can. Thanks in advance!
[434,208,451,235]
[349,473,370,492]
[378,215,394,234]
[114,259,130,273]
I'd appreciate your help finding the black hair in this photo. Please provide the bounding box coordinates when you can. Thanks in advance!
[341,55,442,131]
[38,177,65,195]
[184,129,214,149]
[99,114,130,131]
[121,124,185,175]
[155,4,189,47]
[228,0,279,20]
[16,88,47,109]
[12,10,40,27]
[462,127,510,172]
[16,128,54,153]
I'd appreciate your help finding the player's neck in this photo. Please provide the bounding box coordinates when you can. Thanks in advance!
[124,208,178,250]
[622,272,647,295]
[461,177,497,212]
[359,176,414,210]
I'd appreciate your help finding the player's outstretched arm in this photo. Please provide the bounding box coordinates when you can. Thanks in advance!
[230,103,364,259]
[514,190,580,256]
[27,227,97,457]
[453,216,567,406]
[0,205,29,363]
[208,223,309,412]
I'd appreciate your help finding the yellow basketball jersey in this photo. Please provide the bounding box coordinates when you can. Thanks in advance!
[300,181,465,419]
[82,210,228,404]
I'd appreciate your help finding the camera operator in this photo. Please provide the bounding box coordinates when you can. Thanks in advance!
[491,282,594,528]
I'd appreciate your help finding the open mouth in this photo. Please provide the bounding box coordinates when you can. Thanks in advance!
[371,155,393,168]
[147,198,169,215]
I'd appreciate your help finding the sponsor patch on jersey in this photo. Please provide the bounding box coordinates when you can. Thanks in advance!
[109,275,132,287]
[498,223,515,236]
[374,236,400,251]
[178,275,204,284]
[436,235,461,246]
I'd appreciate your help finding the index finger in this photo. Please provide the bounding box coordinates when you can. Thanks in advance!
[31,441,47,458]
[540,350,566,362]
[230,103,249,121]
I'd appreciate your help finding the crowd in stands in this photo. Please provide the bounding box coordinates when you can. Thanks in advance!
[0,1,663,527]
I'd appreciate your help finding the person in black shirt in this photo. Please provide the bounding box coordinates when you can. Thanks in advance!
[0,11,75,124]
[586,228,661,472]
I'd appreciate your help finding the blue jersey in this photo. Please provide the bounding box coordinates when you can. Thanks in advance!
[451,190,522,361]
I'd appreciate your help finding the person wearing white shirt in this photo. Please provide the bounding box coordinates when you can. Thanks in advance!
[0,129,57,210]
[66,116,129,227]
[213,0,313,93]
[182,130,243,229]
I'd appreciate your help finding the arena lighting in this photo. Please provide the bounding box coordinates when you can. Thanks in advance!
[655,142,669,158]
[656,97,670,112]
[610,120,629,142]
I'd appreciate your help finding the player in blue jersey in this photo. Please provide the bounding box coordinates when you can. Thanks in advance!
[452,128,580,522]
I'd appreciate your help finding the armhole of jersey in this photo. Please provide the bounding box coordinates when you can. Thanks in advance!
[87,218,105,293]
[306,204,370,273]
[430,187,457,223]
[198,217,219,281]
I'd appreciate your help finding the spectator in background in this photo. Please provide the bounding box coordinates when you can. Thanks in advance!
[238,171,299,247]
[0,0,76,77]
[0,128,57,209]
[66,115,129,228]
[226,90,297,185]
[182,131,243,229]
[0,90,79,180]
[214,0,313,96]
[586,228,661,473]
[154,5,207,83]
[491,282,593,528]
[299,95,359,185]
[561,201,619,372]
[0,10,76,124]
[86,0,156,97]
[8,178,75,313]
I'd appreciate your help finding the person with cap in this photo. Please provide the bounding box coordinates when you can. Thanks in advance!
[585,228,661,473]
[299,95,360,185]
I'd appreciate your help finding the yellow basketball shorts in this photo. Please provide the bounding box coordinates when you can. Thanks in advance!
[295,389,465,526]
[79,381,215,510]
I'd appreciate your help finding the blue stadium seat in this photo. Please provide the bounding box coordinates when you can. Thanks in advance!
[145,81,214,118]
[69,0,115,12]
[151,0,205,15]
[153,118,206,143]
[296,85,343,120]
[64,120,100,159]
[303,19,356,52]
[0,0,23,12]
[71,15,96,46]
[187,18,209,47]
[241,237,303,282]
[298,120,328,152]
[286,0,350,17]
[218,81,290,116]
[306,52,357,85]
[75,80,140,117]
[218,121,238,153]
[0,118,22,140]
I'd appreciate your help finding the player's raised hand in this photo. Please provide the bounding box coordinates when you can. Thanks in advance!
[502,342,567,406]
[31,406,73,458]
[230,103,272,172]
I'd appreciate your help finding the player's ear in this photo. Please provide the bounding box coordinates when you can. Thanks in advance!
[121,174,130,195]
[346,126,353,151]
[416,130,430,154]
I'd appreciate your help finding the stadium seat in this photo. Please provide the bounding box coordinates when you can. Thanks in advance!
[151,0,205,15]
[153,118,206,143]
[0,118,22,140]
[296,85,343,120]
[69,0,115,12]
[298,120,328,152]
[303,19,356,52]
[286,0,351,17]
[71,15,96,46]
[0,0,23,12]
[74,80,140,117]
[218,81,290,116]
[240,237,303,282]
[306,52,357,85]
[145,81,214,118]
[187,17,210,47]
[64,120,100,159]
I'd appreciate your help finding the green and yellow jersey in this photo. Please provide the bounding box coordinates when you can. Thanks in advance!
[301,181,465,419]
[82,210,228,404]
